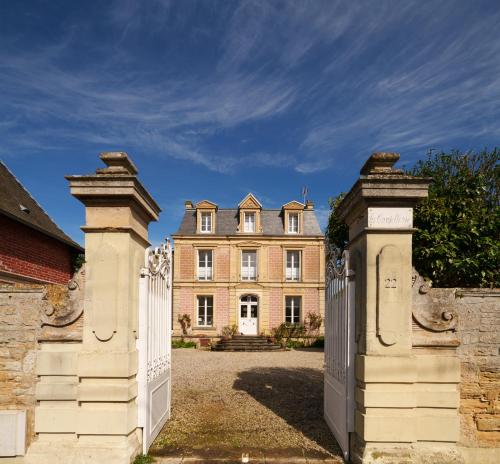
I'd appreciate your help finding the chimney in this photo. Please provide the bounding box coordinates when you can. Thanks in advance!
[305,200,314,210]
[185,200,194,209]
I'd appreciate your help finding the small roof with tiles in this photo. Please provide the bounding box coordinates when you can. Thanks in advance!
[0,161,83,252]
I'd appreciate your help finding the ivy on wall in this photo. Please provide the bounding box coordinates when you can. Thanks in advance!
[326,149,499,288]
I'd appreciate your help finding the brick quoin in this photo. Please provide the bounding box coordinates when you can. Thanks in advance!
[0,215,74,284]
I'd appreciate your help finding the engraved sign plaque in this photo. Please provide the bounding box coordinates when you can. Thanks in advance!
[368,208,413,229]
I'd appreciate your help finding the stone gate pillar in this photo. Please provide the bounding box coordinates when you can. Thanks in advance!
[336,153,462,463]
[27,152,161,464]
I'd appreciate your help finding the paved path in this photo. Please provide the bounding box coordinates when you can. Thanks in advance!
[150,348,342,463]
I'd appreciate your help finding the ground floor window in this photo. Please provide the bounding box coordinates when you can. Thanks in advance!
[285,296,301,324]
[197,295,213,326]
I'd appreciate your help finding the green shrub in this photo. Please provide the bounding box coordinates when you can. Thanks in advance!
[305,312,323,336]
[286,339,305,349]
[220,324,239,337]
[133,454,154,464]
[326,149,499,288]
[171,339,196,349]
[272,323,306,347]
[309,336,324,348]
[409,149,499,288]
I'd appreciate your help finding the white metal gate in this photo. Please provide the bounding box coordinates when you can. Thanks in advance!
[137,240,172,454]
[324,246,356,461]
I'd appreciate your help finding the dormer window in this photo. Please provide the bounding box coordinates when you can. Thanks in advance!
[244,212,256,232]
[238,193,262,234]
[288,213,299,234]
[201,212,212,233]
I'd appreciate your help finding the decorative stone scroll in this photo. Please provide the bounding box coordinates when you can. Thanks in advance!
[411,269,457,332]
[41,265,85,327]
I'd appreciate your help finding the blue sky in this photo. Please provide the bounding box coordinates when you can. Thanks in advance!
[1,0,499,246]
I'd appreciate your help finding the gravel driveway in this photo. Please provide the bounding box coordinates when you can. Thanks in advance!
[150,348,343,462]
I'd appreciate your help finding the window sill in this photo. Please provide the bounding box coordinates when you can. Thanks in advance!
[193,326,215,331]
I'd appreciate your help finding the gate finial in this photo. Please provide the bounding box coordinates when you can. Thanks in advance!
[96,151,138,175]
[360,152,402,175]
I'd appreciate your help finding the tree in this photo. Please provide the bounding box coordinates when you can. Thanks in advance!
[325,192,348,253]
[325,149,499,288]
[409,149,499,288]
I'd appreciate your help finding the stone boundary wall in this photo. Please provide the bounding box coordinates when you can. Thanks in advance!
[0,266,84,449]
[412,279,500,458]
[454,289,499,449]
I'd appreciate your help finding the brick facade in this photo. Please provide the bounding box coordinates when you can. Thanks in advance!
[268,287,283,330]
[172,197,324,337]
[0,215,74,285]
[304,287,320,317]
[304,246,320,281]
[215,246,230,280]
[173,237,325,336]
[178,245,194,280]
[215,287,230,329]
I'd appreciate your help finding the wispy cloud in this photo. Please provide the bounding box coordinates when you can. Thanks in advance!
[0,0,498,174]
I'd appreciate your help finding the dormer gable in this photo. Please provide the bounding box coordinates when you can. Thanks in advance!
[238,193,262,210]
[195,200,218,210]
[282,200,305,210]
[238,193,262,234]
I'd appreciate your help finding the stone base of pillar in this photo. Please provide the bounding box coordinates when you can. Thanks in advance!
[25,432,141,464]
[351,435,465,464]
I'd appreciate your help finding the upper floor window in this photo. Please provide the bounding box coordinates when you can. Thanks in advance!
[286,250,300,281]
[198,250,213,280]
[244,212,256,232]
[285,296,301,324]
[241,250,257,280]
[201,212,212,233]
[288,213,299,234]
[197,295,213,327]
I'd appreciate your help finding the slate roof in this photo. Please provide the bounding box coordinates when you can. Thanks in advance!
[0,161,83,251]
[175,208,323,236]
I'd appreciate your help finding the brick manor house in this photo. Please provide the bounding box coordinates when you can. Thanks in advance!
[172,193,325,336]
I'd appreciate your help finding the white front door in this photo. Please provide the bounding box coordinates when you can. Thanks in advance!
[239,295,258,335]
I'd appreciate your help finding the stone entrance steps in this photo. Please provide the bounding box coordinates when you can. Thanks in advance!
[212,335,283,352]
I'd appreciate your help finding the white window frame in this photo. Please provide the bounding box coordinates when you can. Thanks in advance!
[285,296,301,324]
[241,250,257,281]
[244,212,256,233]
[197,295,213,327]
[286,250,301,281]
[200,212,212,233]
[197,249,213,281]
[288,213,299,234]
